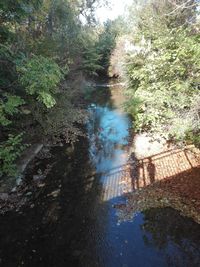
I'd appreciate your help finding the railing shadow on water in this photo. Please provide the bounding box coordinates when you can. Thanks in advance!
[0,146,199,267]
[130,146,200,189]
[64,145,200,202]
[99,145,200,201]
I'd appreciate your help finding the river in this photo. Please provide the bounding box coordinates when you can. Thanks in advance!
[0,82,200,267]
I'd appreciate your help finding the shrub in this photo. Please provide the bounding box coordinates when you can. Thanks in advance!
[17,56,64,108]
[0,134,26,178]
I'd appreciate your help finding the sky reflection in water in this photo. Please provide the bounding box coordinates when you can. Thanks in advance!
[85,86,200,267]
[88,104,130,173]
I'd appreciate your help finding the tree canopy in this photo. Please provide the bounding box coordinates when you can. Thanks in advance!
[0,0,109,177]
[123,0,200,145]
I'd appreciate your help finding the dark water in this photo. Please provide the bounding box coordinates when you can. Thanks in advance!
[0,84,200,267]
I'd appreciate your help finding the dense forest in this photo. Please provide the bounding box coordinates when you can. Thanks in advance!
[122,0,200,145]
[0,0,120,178]
[0,1,200,266]
[0,0,200,179]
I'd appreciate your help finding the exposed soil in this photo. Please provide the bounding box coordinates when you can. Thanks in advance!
[0,146,54,214]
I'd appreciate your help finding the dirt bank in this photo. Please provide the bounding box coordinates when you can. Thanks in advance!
[117,135,200,224]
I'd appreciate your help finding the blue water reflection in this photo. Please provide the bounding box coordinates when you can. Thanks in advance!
[87,104,131,173]
[86,85,200,267]
[0,84,200,267]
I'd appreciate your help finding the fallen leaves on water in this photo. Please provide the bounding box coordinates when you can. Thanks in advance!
[115,167,200,224]
[47,189,60,198]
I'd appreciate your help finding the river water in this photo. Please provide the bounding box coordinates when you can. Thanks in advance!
[0,83,200,267]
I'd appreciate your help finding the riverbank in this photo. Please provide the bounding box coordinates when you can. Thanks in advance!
[0,79,124,213]
[117,134,200,224]
[120,165,200,223]
[1,82,200,267]
[0,144,56,214]
[0,76,94,203]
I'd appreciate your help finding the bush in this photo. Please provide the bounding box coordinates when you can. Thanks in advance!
[0,134,26,178]
[125,25,200,141]
[0,94,25,126]
[17,56,64,108]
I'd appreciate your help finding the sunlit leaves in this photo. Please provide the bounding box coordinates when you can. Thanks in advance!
[0,133,26,177]
[0,94,25,126]
[18,56,63,108]
[125,1,200,143]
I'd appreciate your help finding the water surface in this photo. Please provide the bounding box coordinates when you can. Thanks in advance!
[0,83,200,267]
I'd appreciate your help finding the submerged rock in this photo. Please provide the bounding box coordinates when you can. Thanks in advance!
[0,193,9,201]
[47,189,60,198]
[33,175,45,181]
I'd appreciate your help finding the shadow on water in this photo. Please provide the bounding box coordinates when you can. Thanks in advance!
[127,147,200,192]
[0,82,200,267]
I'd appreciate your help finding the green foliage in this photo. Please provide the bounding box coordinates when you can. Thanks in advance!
[30,90,87,142]
[0,44,16,88]
[95,17,127,76]
[0,0,108,181]
[0,0,41,22]
[82,45,103,76]
[125,0,200,143]
[0,134,26,178]
[0,94,25,126]
[18,56,63,108]
[96,20,119,74]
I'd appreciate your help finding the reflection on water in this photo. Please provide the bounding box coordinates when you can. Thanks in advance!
[0,83,200,267]
[141,208,200,267]
[87,104,130,173]
[84,84,200,267]
[96,208,200,267]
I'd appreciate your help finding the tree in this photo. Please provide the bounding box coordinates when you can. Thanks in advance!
[124,0,200,145]
[0,0,108,177]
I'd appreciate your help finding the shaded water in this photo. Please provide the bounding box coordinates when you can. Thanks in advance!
[0,83,200,267]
